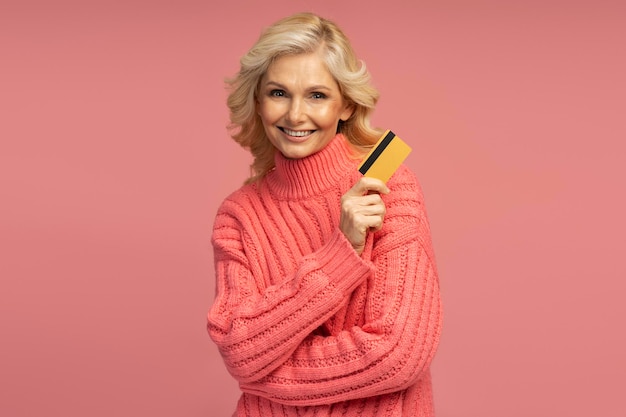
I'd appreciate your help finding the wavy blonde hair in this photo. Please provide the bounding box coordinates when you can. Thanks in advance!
[226,12,382,183]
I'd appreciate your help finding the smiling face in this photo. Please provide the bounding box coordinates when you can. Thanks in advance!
[256,51,354,159]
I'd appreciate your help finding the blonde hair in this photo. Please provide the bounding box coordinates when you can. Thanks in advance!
[226,12,382,183]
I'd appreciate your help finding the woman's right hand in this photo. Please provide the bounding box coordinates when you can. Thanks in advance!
[339,177,389,255]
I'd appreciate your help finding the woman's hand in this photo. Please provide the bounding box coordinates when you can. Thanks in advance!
[340,177,389,255]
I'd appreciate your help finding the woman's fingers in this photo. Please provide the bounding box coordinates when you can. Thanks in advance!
[344,176,390,197]
[340,177,388,254]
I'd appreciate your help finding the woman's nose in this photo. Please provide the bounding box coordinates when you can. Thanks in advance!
[286,98,305,123]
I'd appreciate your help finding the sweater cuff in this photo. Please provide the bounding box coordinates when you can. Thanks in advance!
[313,229,374,296]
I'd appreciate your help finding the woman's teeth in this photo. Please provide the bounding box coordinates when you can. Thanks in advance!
[282,128,313,137]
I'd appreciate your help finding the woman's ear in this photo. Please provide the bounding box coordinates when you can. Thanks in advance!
[340,103,354,122]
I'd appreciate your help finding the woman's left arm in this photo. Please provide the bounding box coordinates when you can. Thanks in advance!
[239,166,443,406]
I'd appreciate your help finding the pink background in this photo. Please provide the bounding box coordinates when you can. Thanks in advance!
[1,0,625,416]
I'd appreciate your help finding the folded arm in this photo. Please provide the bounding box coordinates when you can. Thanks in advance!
[208,205,374,384]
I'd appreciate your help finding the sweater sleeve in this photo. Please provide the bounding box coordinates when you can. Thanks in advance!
[237,167,443,406]
[207,197,375,384]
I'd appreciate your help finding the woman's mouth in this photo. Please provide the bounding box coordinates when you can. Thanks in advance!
[280,127,315,137]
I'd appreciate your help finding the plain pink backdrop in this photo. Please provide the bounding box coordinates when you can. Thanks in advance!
[1,1,625,416]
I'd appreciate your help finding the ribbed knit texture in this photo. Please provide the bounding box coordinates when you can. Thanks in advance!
[208,134,442,417]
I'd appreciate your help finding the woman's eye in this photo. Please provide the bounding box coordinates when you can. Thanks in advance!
[270,90,285,97]
[311,92,326,99]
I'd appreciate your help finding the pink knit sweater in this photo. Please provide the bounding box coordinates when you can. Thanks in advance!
[208,134,442,416]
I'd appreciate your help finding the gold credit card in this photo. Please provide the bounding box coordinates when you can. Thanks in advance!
[358,130,412,183]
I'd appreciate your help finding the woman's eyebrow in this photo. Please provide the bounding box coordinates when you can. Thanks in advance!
[306,85,333,91]
[263,81,287,89]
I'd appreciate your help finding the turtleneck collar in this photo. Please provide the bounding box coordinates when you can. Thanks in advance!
[264,134,358,200]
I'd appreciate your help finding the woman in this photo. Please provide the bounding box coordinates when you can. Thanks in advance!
[208,12,442,417]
